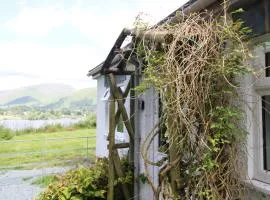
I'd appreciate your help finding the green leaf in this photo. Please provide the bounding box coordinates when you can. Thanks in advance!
[230,8,244,15]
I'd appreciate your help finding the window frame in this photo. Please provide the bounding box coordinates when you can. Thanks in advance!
[249,43,270,184]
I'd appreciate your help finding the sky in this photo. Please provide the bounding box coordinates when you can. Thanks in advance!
[0,0,189,91]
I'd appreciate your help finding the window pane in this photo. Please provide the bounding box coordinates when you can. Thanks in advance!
[262,95,270,170]
[117,116,124,133]
[265,53,270,77]
[232,0,265,36]
[158,95,168,153]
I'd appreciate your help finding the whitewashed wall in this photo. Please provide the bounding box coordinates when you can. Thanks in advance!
[95,75,131,157]
[134,76,160,200]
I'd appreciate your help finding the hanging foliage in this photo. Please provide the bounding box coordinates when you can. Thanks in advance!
[134,5,253,200]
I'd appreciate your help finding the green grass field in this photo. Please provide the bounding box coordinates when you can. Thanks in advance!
[0,129,96,170]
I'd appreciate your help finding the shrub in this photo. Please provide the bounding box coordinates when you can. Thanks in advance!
[32,174,58,188]
[0,126,14,140]
[36,158,132,200]
[73,114,96,129]
[43,124,63,133]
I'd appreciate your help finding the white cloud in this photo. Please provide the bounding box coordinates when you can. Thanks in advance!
[0,0,189,90]
[5,5,68,37]
[5,0,189,39]
[0,42,99,89]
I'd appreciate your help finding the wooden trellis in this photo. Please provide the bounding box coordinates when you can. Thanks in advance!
[107,73,135,200]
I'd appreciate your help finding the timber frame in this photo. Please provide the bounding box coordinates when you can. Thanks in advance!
[89,28,137,200]
[107,73,135,200]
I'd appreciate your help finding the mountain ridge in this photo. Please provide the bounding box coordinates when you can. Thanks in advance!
[1,84,97,111]
[0,83,76,105]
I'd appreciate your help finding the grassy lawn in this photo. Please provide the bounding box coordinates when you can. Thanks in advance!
[0,129,96,169]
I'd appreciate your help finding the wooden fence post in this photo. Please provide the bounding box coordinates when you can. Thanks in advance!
[107,94,115,200]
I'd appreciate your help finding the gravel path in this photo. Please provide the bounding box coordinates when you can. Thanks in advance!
[0,167,69,200]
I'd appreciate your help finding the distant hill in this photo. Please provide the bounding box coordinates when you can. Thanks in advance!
[5,96,39,106]
[0,84,75,105]
[44,88,97,110]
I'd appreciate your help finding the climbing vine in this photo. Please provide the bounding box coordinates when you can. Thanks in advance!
[134,5,253,200]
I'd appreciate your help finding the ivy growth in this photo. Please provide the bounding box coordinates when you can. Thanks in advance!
[135,5,253,200]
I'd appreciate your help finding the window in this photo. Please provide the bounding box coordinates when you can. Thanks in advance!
[101,89,110,101]
[158,95,168,153]
[266,52,270,77]
[248,44,270,184]
[102,82,127,142]
[232,0,265,36]
[262,95,270,171]
[117,116,124,133]
[261,52,270,172]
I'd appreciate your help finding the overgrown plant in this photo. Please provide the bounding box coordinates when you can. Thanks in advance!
[0,126,14,140]
[135,5,253,200]
[36,158,133,200]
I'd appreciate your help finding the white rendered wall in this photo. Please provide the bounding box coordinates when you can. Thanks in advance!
[95,75,131,157]
[134,85,160,200]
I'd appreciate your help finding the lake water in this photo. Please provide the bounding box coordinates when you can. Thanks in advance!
[0,118,80,130]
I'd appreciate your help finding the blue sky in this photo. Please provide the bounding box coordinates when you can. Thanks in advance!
[0,0,188,90]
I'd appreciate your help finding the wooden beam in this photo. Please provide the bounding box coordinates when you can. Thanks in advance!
[135,30,173,44]
[129,75,135,163]
[107,95,116,200]
[113,149,131,199]
[114,80,131,125]
[114,143,130,149]
[107,74,134,199]
[102,28,131,72]
[108,73,135,142]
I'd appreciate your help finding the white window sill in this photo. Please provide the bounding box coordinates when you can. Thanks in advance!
[244,179,270,196]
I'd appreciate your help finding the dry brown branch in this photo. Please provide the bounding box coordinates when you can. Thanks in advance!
[135,4,253,200]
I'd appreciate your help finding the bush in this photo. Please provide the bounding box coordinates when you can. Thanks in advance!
[32,174,58,188]
[0,126,14,140]
[15,124,64,136]
[36,158,132,200]
[73,114,96,129]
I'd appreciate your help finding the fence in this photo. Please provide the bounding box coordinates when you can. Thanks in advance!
[0,136,96,200]
[0,136,96,170]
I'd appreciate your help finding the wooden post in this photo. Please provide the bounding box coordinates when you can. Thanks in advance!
[167,88,181,198]
[129,75,135,163]
[114,81,131,128]
[112,149,131,199]
[129,75,135,197]
[106,73,134,200]
[109,74,135,142]
[107,95,116,200]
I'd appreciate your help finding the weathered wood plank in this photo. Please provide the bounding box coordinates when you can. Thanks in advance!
[107,73,134,200]
[114,143,130,149]
[129,75,135,162]
[114,80,131,126]
[108,74,135,142]
[113,149,131,199]
[135,30,173,44]
[107,95,116,200]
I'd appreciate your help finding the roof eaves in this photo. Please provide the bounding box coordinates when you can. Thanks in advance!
[87,62,103,78]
